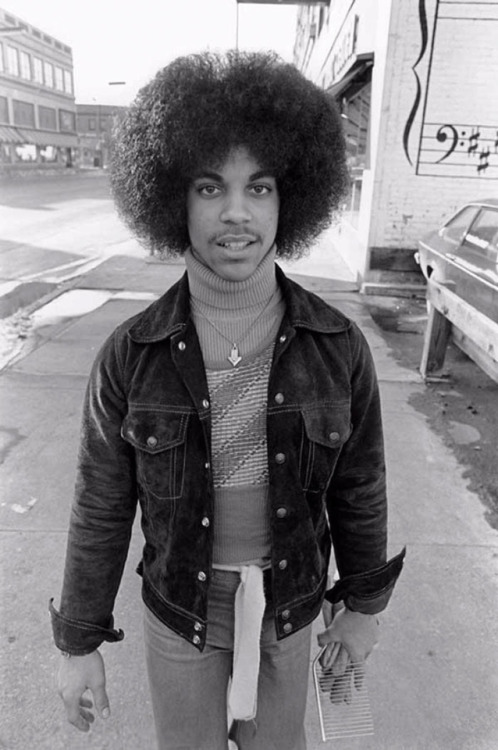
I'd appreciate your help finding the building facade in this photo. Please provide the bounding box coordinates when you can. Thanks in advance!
[0,6,77,174]
[294,0,498,289]
[76,103,127,169]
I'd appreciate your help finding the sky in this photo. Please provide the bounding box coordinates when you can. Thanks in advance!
[4,0,299,105]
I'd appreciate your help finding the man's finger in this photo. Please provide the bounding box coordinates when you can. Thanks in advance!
[319,641,341,670]
[331,645,349,677]
[353,662,365,691]
[92,684,110,719]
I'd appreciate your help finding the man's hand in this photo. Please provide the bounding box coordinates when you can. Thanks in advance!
[317,604,379,702]
[57,649,110,732]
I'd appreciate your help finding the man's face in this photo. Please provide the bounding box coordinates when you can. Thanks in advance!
[186,146,279,282]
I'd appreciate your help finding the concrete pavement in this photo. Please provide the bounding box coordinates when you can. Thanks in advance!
[1,251,498,750]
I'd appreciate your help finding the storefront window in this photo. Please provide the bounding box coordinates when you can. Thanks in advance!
[340,78,371,228]
[15,144,37,162]
[1,144,12,163]
[40,146,58,163]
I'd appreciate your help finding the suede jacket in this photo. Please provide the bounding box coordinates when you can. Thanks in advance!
[50,266,405,654]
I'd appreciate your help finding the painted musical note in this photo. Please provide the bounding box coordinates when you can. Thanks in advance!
[477,148,490,173]
[435,124,458,163]
[467,128,480,156]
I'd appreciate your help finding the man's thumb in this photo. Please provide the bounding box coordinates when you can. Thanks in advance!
[93,685,110,719]
[317,624,338,647]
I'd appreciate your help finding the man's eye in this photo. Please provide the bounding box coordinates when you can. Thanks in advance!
[198,185,220,196]
[250,184,271,196]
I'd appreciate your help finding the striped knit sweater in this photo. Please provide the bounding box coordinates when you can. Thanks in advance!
[185,249,285,564]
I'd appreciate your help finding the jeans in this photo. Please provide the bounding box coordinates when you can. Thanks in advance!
[144,568,312,750]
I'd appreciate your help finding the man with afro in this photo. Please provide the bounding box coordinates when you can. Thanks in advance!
[51,51,405,749]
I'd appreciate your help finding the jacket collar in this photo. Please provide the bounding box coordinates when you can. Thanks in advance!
[128,265,349,344]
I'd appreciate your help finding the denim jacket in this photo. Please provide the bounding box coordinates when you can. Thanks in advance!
[50,266,405,654]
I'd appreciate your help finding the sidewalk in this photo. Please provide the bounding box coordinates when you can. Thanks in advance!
[1,253,497,750]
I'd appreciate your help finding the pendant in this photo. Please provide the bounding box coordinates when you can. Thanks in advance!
[228,343,242,367]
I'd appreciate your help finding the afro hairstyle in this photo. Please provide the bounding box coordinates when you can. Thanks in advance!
[110,50,349,258]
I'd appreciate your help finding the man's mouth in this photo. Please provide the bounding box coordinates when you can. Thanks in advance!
[216,234,257,250]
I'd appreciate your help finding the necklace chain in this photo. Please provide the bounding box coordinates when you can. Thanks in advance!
[190,293,276,367]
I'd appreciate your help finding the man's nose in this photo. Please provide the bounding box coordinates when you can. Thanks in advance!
[219,191,252,223]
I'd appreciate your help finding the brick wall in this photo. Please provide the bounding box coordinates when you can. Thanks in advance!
[370,0,498,255]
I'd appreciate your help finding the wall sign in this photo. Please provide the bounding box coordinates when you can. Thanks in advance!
[403,0,498,179]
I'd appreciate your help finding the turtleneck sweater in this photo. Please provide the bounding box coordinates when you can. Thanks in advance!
[185,247,286,565]
[185,247,284,369]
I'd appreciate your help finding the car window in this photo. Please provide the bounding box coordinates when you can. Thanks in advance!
[462,208,498,260]
[440,205,480,243]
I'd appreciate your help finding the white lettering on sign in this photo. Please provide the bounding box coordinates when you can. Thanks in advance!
[330,14,358,84]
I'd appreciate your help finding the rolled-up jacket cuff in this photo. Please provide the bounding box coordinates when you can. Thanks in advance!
[49,598,124,655]
[325,547,406,615]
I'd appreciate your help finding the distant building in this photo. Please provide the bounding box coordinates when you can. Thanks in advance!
[76,103,127,169]
[0,6,77,174]
[294,0,498,290]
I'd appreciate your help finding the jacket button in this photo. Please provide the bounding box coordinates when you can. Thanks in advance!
[279,334,287,344]
[329,432,340,442]
[283,622,293,634]
[202,399,210,409]
[193,634,201,645]
[194,621,203,632]
[178,341,186,351]
[274,392,284,404]
[278,559,288,570]
[204,462,210,470]
[281,609,291,620]
[197,571,207,582]
[276,507,287,518]
[275,453,286,464]
[146,436,158,448]
[201,516,210,528]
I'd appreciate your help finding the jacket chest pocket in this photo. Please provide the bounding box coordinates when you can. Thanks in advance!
[300,404,351,492]
[121,409,189,501]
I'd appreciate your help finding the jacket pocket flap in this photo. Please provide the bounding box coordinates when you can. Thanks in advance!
[121,410,188,453]
[302,405,351,448]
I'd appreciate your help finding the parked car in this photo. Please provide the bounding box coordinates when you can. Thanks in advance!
[415,198,498,324]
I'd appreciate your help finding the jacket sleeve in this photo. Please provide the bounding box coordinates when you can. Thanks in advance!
[325,322,405,614]
[49,330,137,654]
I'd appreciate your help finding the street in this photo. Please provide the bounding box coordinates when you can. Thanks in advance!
[0,173,498,749]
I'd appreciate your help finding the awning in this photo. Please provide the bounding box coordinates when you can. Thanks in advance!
[327,53,374,99]
[17,129,78,148]
[0,126,25,144]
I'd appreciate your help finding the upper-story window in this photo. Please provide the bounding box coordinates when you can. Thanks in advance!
[0,96,9,124]
[13,99,35,128]
[63,69,73,94]
[54,66,64,91]
[59,109,75,132]
[7,46,19,76]
[33,57,43,84]
[20,51,31,80]
[0,43,4,73]
[44,61,54,88]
